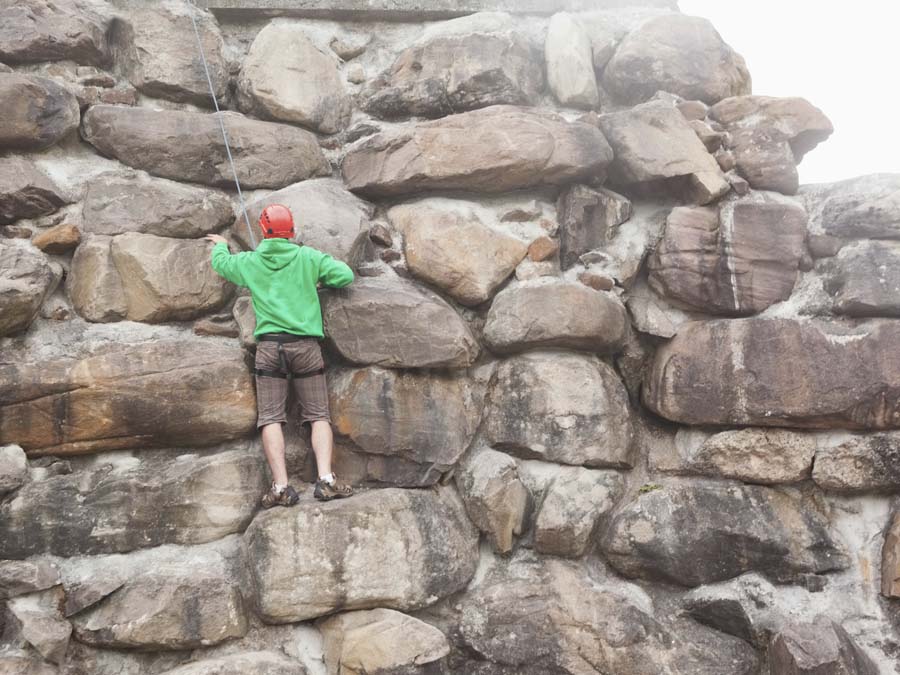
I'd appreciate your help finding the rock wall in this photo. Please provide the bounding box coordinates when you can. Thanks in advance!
[1,1,898,673]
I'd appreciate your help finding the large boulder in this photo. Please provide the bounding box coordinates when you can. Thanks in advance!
[318,609,449,675]
[81,105,330,189]
[341,105,612,197]
[768,621,878,675]
[388,199,528,306]
[67,234,128,322]
[484,351,634,468]
[0,241,59,336]
[231,178,373,261]
[160,653,307,675]
[644,318,900,429]
[556,184,632,270]
[366,27,542,119]
[822,240,900,317]
[456,446,529,553]
[238,21,350,133]
[651,428,816,485]
[0,73,80,150]
[0,157,69,225]
[82,174,235,237]
[711,96,833,194]
[602,14,750,105]
[483,280,630,354]
[109,233,232,322]
[114,1,228,105]
[458,554,759,675]
[329,367,482,484]
[601,481,849,586]
[0,339,257,456]
[0,0,109,65]
[802,174,900,240]
[244,486,479,622]
[72,569,248,650]
[545,13,598,109]
[813,432,900,492]
[647,194,808,315]
[599,100,730,204]
[0,450,265,558]
[322,275,479,368]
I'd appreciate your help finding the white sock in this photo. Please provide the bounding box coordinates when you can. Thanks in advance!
[319,473,335,485]
[273,482,286,494]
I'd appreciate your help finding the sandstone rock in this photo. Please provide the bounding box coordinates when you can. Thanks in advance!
[599,100,729,204]
[0,241,58,336]
[603,14,750,105]
[683,596,756,645]
[483,280,629,354]
[624,276,701,339]
[388,199,528,306]
[81,105,329,189]
[0,157,68,225]
[711,96,833,194]
[231,178,373,262]
[115,1,227,105]
[0,559,59,600]
[231,294,256,348]
[110,233,232,323]
[0,74,80,150]
[0,652,57,675]
[823,240,900,317]
[0,450,264,559]
[768,621,878,675]
[647,194,808,315]
[342,105,613,197]
[368,222,393,247]
[527,235,558,262]
[330,367,482,485]
[601,481,849,586]
[578,270,615,291]
[534,467,624,558]
[160,652,307,675]
[485,351,634,468]
[556,184,632,269]
[238,21,350,133]
[31,223,80,254]
[456,447,529,553]
[652,428,816,484]
[545,13,598,109]
[4,587,71,664]
[67,234,127,322]
[690,119,726,152]
[193,313,240,338]
[0,443,27,495]
[802,174,900,240]
[323,275,478,368]
[0,0,109,65]
[458,554,759,675]
[83,174,235,238]
[319,608,449,675]
[0,340,256,457]
[883,511,900,598]
[813,432,900,492]
[365,28,542,119]
[678,99,709,121]
[643,318,900,429]
[244,486,478,622]
[73,570,246,650]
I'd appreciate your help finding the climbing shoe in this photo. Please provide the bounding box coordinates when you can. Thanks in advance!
[261,483,300,509]
[314,475,354,502]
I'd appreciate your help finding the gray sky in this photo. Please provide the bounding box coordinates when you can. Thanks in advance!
[679,0,900,186]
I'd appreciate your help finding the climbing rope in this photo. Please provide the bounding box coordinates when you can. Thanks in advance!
[187,0,257,248]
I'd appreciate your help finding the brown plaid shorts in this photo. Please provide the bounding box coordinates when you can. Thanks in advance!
[254,338,330,429]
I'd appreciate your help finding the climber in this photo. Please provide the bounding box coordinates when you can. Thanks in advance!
[205,204,355,507]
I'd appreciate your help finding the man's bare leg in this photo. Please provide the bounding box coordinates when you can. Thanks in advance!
[310,420,333,478]
[260,423,289,487]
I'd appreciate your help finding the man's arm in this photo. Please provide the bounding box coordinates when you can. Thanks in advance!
[206,234,249,287]
[317,253,354,288]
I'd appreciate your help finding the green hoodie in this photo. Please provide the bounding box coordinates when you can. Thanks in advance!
[210,239,353,339]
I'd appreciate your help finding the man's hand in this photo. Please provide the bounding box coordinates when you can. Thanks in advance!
[205,234,228,246]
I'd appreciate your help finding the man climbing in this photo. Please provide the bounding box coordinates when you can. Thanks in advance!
[206,204,355,507]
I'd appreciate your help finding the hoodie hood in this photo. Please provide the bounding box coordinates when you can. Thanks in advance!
[255,238,300,271]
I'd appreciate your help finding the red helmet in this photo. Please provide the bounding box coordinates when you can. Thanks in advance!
[258,204,295,239]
